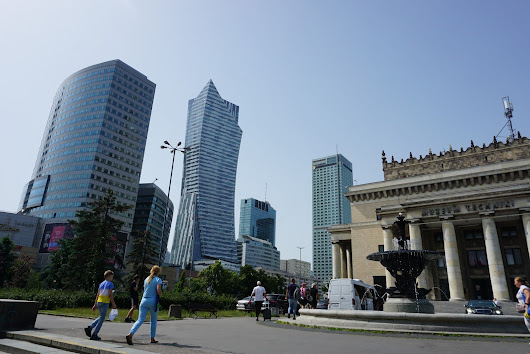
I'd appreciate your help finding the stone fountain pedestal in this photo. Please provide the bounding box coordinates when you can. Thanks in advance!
[384,298,434,314]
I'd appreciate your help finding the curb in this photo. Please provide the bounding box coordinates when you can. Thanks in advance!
[4,331,150,354]
[278,319,530,338]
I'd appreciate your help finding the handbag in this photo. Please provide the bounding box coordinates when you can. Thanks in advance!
[108,308,118,321]
[516,303,525,313]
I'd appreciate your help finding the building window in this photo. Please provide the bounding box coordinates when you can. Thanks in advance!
[501,227,518,238]
[378,245,384,252]
[468,250,488,267]
[437,254,446,268]
[464,230,483,240]
[434,232,443,242]
[505,248,523,265]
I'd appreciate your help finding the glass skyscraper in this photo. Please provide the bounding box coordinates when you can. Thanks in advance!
[170,80,242,267]
[239,198,276,246]
[19,60,155,265]
[130,183,174,264]
[312,154,353,282]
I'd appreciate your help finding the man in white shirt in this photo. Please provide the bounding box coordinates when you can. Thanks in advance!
[251,281,268,321]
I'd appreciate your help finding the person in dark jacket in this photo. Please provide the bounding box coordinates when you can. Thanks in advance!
[124,274,140,322]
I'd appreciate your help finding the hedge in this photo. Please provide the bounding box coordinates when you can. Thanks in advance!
[0,289,237,310]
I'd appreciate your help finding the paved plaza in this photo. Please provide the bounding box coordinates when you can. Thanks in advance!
[6,314,524,354]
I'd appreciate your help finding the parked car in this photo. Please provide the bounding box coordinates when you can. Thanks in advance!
[316,299,328,309]
[267,294,288,314]
[464,300,503,315]
[236,296,254,311]
[236,294,288,314]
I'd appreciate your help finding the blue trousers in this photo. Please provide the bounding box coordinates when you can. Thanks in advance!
[129,297,158,338]
[89,302,109,336]
[288,298,297,318]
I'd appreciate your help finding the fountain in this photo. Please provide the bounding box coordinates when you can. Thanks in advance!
[366,213,442,313]
[296,213,526,333]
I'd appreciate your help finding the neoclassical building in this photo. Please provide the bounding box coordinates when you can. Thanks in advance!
[330,135,530,301]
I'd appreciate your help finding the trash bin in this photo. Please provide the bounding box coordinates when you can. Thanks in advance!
[168,304,182,319]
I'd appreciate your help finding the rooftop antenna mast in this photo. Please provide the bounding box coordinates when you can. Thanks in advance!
[498,96,516,142]
[264,182,267,202]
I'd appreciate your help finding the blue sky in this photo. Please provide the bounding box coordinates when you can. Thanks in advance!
[1,1,529,264]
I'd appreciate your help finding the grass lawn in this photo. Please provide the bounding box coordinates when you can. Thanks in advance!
[40,308,252,321]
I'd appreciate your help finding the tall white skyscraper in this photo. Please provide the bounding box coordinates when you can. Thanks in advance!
[312,154,353,282]
[170,80,242,268]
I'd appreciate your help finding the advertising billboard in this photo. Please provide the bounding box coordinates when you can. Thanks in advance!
[39,223,74,253]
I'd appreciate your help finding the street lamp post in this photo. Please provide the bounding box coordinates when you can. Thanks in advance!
[159,141,189,266]
[296,246,304,280]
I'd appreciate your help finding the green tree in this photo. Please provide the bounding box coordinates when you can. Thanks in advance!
[46,189,132,291]
[267,273,287,294]
[174,270,188,293]
[0,236,16,287]
[44,237,77,289]
[198,261,238,296]
[238,265,258,297]
[9,254,34,288]
[127,230,157,282]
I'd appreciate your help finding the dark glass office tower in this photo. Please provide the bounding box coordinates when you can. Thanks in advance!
[19,60,155,265]
[170,80,242,267]
[239,198,276,246]
[130,183,174,264]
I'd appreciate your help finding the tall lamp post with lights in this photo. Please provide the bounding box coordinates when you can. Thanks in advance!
[159,140,189,266]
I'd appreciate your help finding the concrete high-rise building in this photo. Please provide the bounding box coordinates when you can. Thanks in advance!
[130,183,173,264]
[19,60,155,265]
[280,259,311,278]
[170,80,242,268]
[239,198,276,246]
[312,154,353,282]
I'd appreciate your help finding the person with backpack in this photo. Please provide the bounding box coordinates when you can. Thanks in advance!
[285,278,299,320]
[299,282,308,309]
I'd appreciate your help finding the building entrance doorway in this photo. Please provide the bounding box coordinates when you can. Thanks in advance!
[472,278,493,300]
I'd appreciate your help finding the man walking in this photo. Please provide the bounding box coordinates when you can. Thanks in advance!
[124,274,140,323]
[250,281,267,321]
[85,270,117,340]
[285,278,298,320]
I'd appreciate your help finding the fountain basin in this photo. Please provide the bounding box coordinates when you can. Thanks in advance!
[296,308,528,334]
[383,298,434,314]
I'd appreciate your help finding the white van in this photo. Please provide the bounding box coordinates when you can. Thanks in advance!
[328,279,377,310]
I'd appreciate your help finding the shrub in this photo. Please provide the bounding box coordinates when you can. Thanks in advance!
[0,289,237,310]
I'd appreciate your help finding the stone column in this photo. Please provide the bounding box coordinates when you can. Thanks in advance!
[332,242,340,279]
[340,244,347,278]
[382,226,394,288]
[522,213,530,260]
[441,221,465,300]
[482,217,510,301]
[409,222,430,291]
[346,246,352,279]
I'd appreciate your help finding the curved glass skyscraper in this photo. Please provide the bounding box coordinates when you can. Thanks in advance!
[170,80,242,267]
[19,60,155,264]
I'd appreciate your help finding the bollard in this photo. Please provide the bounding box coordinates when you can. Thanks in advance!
[168,304,182,319]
